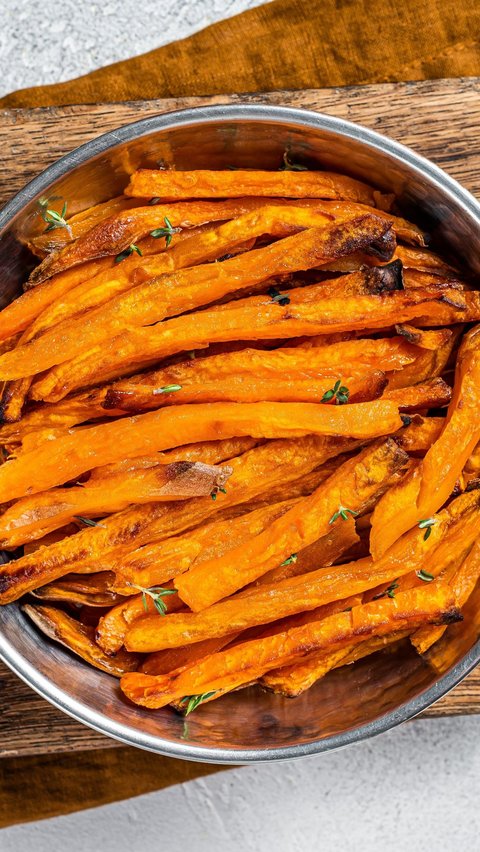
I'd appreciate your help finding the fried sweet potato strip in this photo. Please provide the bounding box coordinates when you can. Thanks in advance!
[395,324,454,350]
[0,435,359,602]
[394,416,444,453]
[412,538,480,655]
[0,461,233,547]
[33,283,455,402]
[94,586,183,656]
[370,325,480,558]
[129,487,478,651]
[120,585,459,708]
[174,439,407,611]
[384,327,460,390]
[30,196,144,253]
[31,572,121,606]
[125,168,392,207]
[22,604,141,676]
[0,213,391,382]
[0,400,403,503]
[383,377,452,411]
[261,630,411,696]
[27,198,273,284]
[110,500,357,595]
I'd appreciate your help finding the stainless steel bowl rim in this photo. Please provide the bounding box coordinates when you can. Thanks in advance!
[1,103,480,763]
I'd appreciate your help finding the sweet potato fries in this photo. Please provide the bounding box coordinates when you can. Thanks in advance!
[0,161,477,719]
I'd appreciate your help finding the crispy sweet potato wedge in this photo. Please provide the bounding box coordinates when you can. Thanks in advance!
[127,487,480,652]
[261,630,411,696]
[0,214,391,382]
[383,377,452,411]
[110,500,358,595]
[125,168,393,207]
[393,416,444,453]
[0,461,233,547]
[0,435,361,602]
[32,284,456,402]
[30,196,145,253]
[94,585,183,656]
[384,327,461,390]
[174,439,407,611]
[31,572,121,606]
[370,325,480,558]
[22,603,141,676]
[0,400,403,504]
[411,539,480,655]
[120,584,460,708]
[395,324,454,350]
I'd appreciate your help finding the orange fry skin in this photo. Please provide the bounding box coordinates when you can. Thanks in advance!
[370,324,480,559]
[125,168,392,207]
[0,461,233,548]
[32,284,456,402]
[128,487,478,653]
[0,400,403,504]
[0,436,361,603]
[120,585,460,708]
[0,213,391,383]
[174,438,408,611]
[23,604,141,677]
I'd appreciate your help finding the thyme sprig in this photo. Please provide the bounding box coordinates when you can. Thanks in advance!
[152,384,183,395]
[268,286,290,306]
[74,516,106,529]
[416,569,435,583]
[329,506,359,525]
[129,583,177,615]
[211,486,227,501]
[418,518,437,541]
[373,579,400,600]
[280,553,298,567]
[281,151,308,171]
[39,199,72,235]
[115,243,142,263]
[321,380,350,405]
[150,216,181,247]
[180,692,217,715]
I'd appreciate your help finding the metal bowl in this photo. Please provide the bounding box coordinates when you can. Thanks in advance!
[1,104,480,763]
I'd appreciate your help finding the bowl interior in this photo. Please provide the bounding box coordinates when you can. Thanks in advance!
[1,106,480,761]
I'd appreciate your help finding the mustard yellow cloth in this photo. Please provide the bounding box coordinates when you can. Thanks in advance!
[1,0,479,828]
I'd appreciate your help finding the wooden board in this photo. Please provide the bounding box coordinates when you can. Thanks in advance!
[1,77,480,758]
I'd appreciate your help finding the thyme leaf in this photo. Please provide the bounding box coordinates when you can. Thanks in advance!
[152,384,183,395]
[74,516,106,529]
[150,216,181,247]
[329,506,359,525]
[321,379,350,405]
[268,286,290,306]
[281,151,308,171]
[416,569,435,583]
[280,553,298,567]
[418,518,437,541]
[180,692,217,715]
[115,243,142,263]
[128,583,177,615]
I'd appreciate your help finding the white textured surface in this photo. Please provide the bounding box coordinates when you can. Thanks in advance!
[2,2,480,848]
[0,0,267,98]
[3,717,480,850]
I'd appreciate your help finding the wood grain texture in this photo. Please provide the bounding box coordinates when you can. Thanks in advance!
[1,77,480,757]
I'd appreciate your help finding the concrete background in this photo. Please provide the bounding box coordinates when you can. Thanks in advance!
[1,1,480,848]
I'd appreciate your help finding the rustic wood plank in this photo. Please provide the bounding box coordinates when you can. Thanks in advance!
[1,77,480,757]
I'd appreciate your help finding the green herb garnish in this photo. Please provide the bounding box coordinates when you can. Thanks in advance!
[74,516,106,528]
[152,384,182,395]
[321,379,350,405]
[148,197,162,205]
[416,569,435,583]
[281,152,308,171]
[211,486,227,500]
[280,553,298,567]
[150,216,181,247]
[39,199,72,234]
[418,518,437,541]
[129,583,177,615]
[373,579,400,600]
[115,243,142,263]
[329,506,359,524]
[268,286,290,306]
[180,692,217,715]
